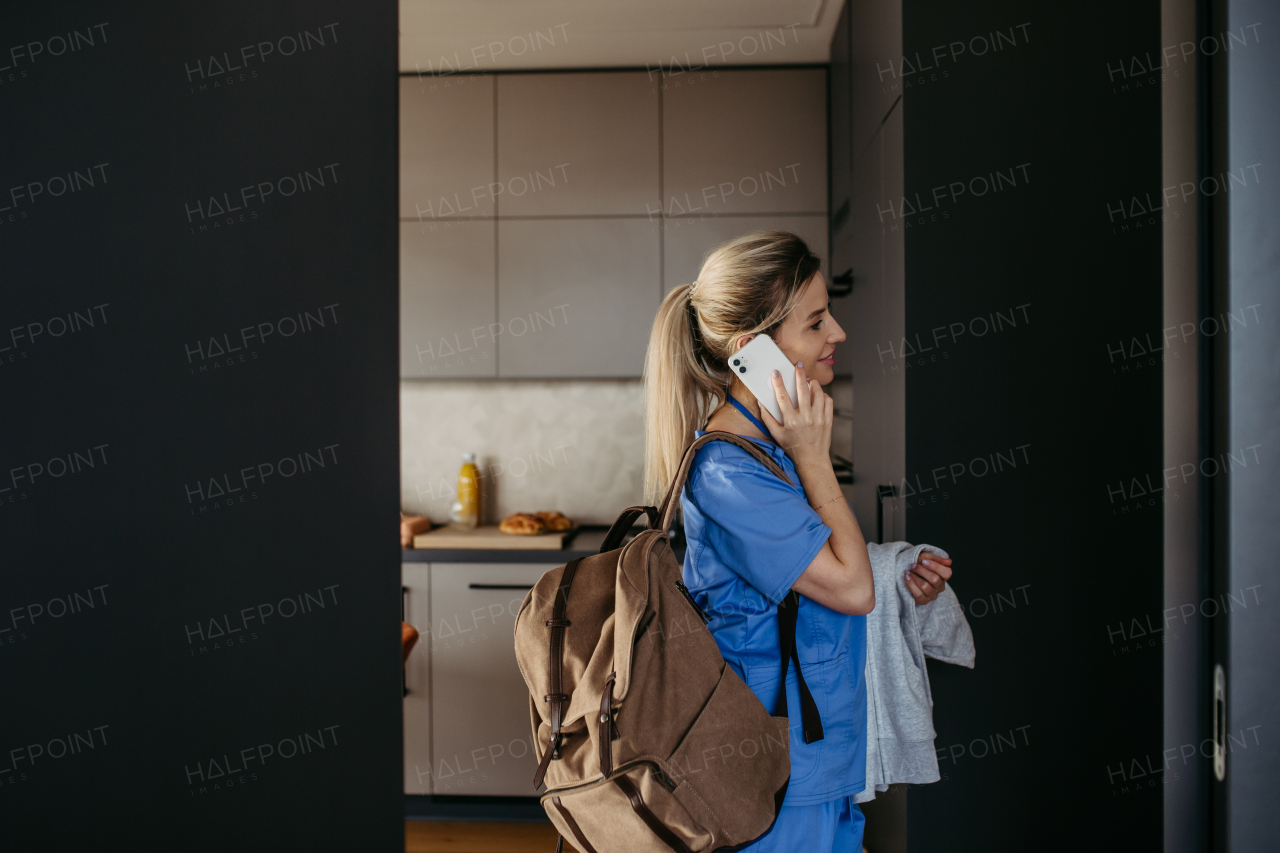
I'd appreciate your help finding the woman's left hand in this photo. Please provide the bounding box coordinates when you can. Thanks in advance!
[905,553,953,605]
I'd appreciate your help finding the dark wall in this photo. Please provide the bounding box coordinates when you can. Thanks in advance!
[0,2,400,849]
[899,1,1163,849]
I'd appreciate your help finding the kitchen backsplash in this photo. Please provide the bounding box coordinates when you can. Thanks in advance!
[402,378,853,528]
[401,379,645,525]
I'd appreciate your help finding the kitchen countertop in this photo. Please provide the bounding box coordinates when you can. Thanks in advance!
[401,526,611,563]
[401,526,686,563]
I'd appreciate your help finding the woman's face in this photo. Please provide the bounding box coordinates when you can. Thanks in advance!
[739,272,846,386]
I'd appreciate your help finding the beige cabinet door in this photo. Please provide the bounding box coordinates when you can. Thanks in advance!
[400,75,495,221]
[663,68,827,217]
[496,72,660,216]
[497,218,660,377]
[402,564,432,794]
[660,214,829,294]
[429,563,551,796]
[400,220,497,378]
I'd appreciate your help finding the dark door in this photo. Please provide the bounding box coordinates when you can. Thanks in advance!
[900,2,1163,850]
[0,2,401,850]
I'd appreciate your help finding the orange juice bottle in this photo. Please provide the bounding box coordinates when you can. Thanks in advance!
[450,453,480,531]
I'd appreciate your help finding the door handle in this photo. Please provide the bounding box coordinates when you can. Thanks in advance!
[876,484,897,544]
[1212,664,1226,781]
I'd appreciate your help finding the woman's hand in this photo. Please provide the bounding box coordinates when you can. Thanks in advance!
[905,553,953,605]
[758,361,832,465]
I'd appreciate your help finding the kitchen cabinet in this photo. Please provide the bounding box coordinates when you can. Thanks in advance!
[402,561,551,797]
[398,68,827,380]
[400,75,495,220]
[663,68,827,217]
[497,218,660,377]
[496,72,660,216]
[661,214,829,294]
[400,220,497,378]
[828,0,854,309]
[829,0,853,227]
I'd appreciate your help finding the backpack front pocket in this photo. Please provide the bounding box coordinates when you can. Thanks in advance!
[547,762,713,853]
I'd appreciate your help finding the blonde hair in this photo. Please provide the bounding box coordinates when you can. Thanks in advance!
[642,230,822,503]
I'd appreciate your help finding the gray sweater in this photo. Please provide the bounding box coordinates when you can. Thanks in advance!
[856,541,976,803]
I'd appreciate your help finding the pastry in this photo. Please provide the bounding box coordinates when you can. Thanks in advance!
[534,510,574,532]
[400,514,432,547]
[500,512,547,535]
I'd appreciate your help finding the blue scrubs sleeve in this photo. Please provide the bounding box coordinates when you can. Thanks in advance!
[686,444,831,605]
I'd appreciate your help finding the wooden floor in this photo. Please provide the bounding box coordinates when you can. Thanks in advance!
[405,822,575,853]
[406,821,869,852]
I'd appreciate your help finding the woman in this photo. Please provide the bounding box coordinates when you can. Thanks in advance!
[643,231,950,851]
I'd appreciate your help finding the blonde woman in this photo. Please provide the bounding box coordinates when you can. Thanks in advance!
[645,231,952,850]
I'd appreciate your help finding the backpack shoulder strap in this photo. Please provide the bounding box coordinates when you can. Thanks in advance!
[656,430,792,533]
[657,431,825,744]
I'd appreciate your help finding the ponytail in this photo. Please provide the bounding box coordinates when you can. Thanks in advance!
[642,284,727,503]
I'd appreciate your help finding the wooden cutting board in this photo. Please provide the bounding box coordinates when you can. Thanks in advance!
[412,524,575,550]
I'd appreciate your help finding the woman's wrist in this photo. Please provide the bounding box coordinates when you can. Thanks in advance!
[793,454,840,502]
[811,493,846,513]
[792,448,835,477]
[787,443,832,469]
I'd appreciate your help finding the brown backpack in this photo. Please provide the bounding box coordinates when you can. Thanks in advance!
[514,432,825,852]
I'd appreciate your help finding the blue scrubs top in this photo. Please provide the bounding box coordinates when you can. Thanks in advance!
[680,430,868,806]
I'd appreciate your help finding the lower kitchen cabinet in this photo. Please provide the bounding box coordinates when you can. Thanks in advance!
[402,562,552,797]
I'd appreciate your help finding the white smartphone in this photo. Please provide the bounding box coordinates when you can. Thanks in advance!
[727,334,799,424]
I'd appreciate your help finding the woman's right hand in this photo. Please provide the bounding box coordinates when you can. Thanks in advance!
[758,361,832,465]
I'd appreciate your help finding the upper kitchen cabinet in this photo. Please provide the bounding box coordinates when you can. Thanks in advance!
[663,69,827,217]
[829,0,853,277]
[400,75,495,220]
[401,220,497,378]
[496,73,660,216]
[662,215,829,293]
[498,218,660,377]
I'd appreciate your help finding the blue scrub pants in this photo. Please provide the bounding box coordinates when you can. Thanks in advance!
[742,796,865,852]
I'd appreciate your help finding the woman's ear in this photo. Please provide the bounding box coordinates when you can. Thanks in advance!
[734,333,756,352]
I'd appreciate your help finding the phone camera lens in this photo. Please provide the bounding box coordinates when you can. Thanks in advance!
[739,367,747,374]
[732,359,740,366]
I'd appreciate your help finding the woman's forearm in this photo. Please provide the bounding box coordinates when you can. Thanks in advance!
[793,454,875,613]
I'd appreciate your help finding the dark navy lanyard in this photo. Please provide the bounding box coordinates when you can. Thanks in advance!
[726,396,773,441]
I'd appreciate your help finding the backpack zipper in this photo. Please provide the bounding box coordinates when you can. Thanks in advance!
[674,580,711,624]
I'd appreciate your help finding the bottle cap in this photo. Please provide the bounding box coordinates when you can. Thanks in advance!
[462,452,476,462]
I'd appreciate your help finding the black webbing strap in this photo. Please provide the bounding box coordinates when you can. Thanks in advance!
[775,590,825,744]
